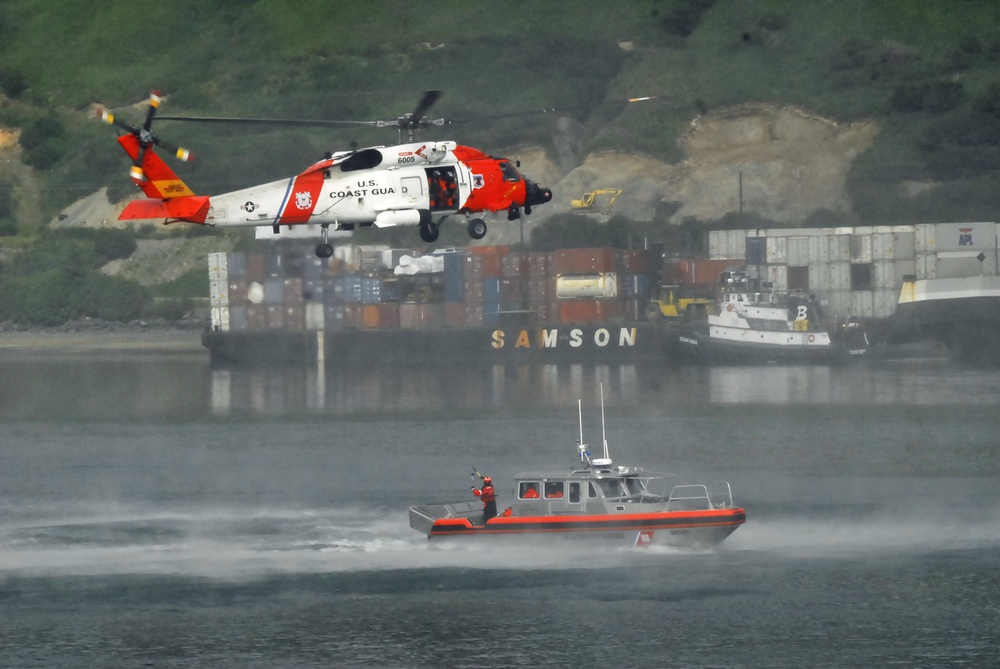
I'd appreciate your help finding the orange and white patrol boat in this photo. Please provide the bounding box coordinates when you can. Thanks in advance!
[408,389,746,548]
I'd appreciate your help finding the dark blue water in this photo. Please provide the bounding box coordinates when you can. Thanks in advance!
[1,352,998,667]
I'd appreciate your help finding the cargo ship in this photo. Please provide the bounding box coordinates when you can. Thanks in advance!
[204,244,705,366]
[202,222,999,366]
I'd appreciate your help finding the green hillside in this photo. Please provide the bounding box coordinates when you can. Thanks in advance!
[2,0,1000,225]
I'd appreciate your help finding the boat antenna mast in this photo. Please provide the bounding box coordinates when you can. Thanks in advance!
[577,399,592,467]
[592,383,613,468]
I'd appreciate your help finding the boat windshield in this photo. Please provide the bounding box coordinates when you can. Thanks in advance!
[596,479,626,498]
[624,478,646,495]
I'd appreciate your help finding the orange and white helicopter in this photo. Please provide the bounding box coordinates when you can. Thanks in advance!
[98,91,554,258]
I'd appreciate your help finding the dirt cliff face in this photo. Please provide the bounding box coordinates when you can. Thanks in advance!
[500,104,880,244]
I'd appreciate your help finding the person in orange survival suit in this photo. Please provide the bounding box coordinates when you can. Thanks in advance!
[472,476,497,524]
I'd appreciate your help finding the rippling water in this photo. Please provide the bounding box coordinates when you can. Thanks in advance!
[1,351,998,667]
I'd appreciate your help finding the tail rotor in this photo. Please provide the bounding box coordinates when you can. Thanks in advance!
[97,91,192,182]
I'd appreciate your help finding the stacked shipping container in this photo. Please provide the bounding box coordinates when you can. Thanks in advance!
[707,223,998,319]
[209,246,661,333]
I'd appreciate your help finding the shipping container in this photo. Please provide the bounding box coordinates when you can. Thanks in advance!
[873,288,899,318]
[786,236,810,267]
[765,236,787,265]
[555,273,618,299]
[915,223,935,253]
[808,262,830,290]
[618,249,651,274]
[850,234,872,263]
[208,252,228,281]
[283,277,304,304]
[305,302,325,330]
[808,235,830,264]
[209,279,229,307]
[285,305,305,332]
[850,290,874,319]
[551,248,617,274]
[264,278,285,305]
[265,305,286,329]
[915,252,936,279]
[526,252,549,277]
[932,222,997,252]
[228,306,248,332]
[210,306,230,332]
[829,234,850,262]
[245,254,266,280]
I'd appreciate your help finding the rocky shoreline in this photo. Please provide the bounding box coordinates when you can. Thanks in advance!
[0,318,208,352]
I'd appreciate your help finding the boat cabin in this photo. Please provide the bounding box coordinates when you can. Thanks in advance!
[507,465,674,516]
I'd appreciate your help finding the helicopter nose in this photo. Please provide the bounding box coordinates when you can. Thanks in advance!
[524,180,553,207]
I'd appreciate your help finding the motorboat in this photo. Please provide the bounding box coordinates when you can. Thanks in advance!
[673,269,866,363]
[408,388,746,548]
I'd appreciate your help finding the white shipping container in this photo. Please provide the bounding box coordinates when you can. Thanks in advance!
[916,252,936,279]
[209,279,229,307]
[850,234,872,263]
[829,234,851,261]
[766,236,787,264]
[708,230,728,259]
[850,290,874,319]
[305,302,325,330]
[934,253,997,279]
[873,288,899,318]
[915,224,936,253]
[728,230,747,261]
[825,289,852,319]
[808,235,830,264]
[892,228,916,259]
[210,306,230,332]
[764,264,788,292]
[787,236,810,266]
[808,262,830,290]
[933,222,997,252]
[872,259,916,289]
[208,252,228,281]
[829,261,852,291]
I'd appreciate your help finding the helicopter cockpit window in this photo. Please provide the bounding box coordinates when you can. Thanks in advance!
[339,148,383,172]
[498,161,521,183]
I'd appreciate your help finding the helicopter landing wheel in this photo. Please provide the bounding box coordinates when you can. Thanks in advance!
[419,223,439,243]
[468,218,487,240]
[315,243,334,258]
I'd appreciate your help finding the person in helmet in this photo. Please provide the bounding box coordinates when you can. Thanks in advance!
[472,475,497,524]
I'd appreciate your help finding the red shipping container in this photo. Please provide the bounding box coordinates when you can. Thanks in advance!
[619,249,651,274]
[551,248,617,274]
[378,303,400,329]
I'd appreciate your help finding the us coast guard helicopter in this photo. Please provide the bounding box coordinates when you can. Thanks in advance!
[98,90,554,258]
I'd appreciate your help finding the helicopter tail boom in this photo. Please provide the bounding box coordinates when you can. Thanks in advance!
[119,195,211,224]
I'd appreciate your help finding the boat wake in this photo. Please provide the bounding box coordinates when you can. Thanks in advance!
[0,504,669,579]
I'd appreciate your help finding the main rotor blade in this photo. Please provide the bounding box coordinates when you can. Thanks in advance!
[409,90,442,124]
[156,116,379,128]
[450,94,662,124]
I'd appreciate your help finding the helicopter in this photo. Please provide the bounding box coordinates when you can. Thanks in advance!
[98,90,554,258]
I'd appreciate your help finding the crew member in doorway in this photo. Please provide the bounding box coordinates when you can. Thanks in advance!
[472,476,497,524]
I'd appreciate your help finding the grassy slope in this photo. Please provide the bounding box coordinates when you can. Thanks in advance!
[2,0,999,224]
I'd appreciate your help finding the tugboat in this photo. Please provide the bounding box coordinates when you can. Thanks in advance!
[673,269,864,364]
[408,388,746,548]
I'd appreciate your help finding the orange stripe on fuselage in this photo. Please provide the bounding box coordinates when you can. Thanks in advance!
[276,169,324,226]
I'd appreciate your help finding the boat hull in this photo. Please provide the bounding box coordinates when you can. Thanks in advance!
[672,327,847,365]
[410,502,746,549]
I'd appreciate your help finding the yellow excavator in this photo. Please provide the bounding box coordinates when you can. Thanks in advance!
[644,284,715,322]
[570,188,622,214]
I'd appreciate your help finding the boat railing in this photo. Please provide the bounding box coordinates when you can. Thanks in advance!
[666,482,735,511]
[708,481,735,509]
